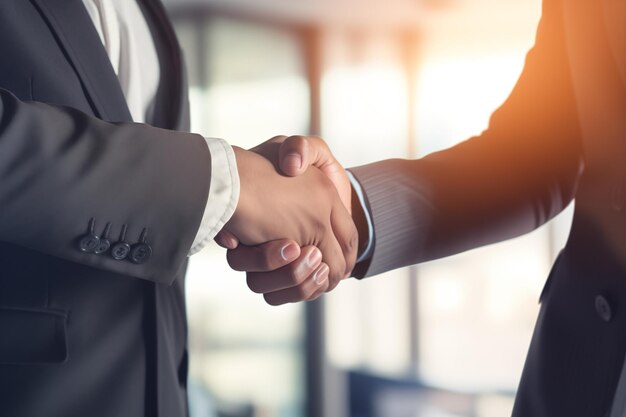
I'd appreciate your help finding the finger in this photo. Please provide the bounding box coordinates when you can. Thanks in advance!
[278,135,311,176]
[317,224,347,291]
[246,246,322,294]
[279,135,335,177]
[307,266,333,301]
[330,200,359,281]
[215,230,240,249]
[263,263,330,306]
[280,135,335,177]
[226,239,301,272]
[279,136,352,213]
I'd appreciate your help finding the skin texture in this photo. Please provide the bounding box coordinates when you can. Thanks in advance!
[216,136,362,306]
[220,137,358,302]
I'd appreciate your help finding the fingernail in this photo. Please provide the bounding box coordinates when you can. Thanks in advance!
[225,235,238,249]
[313,264,329,286]
[283,153,302,171]
[305,249,322,268]
[280,243,299,261]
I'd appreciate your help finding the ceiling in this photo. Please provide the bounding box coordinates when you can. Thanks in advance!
[162,0,457,29]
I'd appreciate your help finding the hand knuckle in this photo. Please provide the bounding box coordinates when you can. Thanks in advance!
[350,229,359,252]
[340,230,358,255]
[309,285,327,301]
[287,264,307,285]
[295,285,310,300]
[246,276,264,294]
[313,221,328,240]
[308,292,322,302]
[326,275,341,292]
[334,259,346,277]
[264,294,282,306]
[226,252,242,271]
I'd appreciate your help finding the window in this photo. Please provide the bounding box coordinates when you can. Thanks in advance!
[173,15,310,417]
[318,1,572,416]
[169,1,571,416]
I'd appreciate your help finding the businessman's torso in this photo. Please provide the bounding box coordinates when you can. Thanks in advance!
[560,0,626,256]
[512,1,626,416]
[0,1,191,416]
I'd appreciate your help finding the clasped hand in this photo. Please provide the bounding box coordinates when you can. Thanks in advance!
[218,136,357,305]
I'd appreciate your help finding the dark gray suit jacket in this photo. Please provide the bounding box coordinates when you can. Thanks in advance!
[352,0,626,415]
[0,1,211,416]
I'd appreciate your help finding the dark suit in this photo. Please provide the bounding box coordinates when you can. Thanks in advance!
[0,1,210,416]
[352,0,626,415]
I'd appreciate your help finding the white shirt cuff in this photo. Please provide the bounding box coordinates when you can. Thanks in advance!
[188,138,240,256]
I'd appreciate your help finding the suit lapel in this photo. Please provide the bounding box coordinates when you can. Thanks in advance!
[30,0,133,123]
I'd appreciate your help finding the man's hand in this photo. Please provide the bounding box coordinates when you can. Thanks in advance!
[217,136,359,306]
[276,135,352,214]
[226,242,330,305]
[220,139,357,300]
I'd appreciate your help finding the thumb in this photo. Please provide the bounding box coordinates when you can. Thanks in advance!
[278,135,311,177]
[215,229,240,249]
[279,136,352,214]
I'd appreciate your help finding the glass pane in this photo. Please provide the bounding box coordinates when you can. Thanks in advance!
[413,0,570,409]
[321,30,414,377]
[191,18,309,148]
[321,30,410,166]
[173,16,309,417]
[322,1,568,415]
[417,231,551,391]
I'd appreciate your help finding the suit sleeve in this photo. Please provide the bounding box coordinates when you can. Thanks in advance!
[0,88,213,284]
[350,0,583,278]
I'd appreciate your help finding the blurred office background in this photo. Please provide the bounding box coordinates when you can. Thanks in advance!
[162,0,572,416]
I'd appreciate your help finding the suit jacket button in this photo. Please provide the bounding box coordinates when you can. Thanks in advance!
[595,295,613,322]
[78,218,100,253]
[94,239,111,255]
[94,222,112,255]
[129,243,152,264]
[79,235,100,253]
[111,224,131,260]
[111,242,131,261]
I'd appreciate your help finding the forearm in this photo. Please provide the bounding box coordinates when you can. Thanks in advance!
[350,0,583,278]
[0,89,211,283]
[350,131,581,278]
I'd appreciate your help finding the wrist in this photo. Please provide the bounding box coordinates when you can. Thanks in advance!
[228,146,250,225]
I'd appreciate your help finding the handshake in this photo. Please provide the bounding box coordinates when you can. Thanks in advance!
[215,135,365,306]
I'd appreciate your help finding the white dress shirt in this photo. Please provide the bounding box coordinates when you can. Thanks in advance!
[81,0,240,255]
